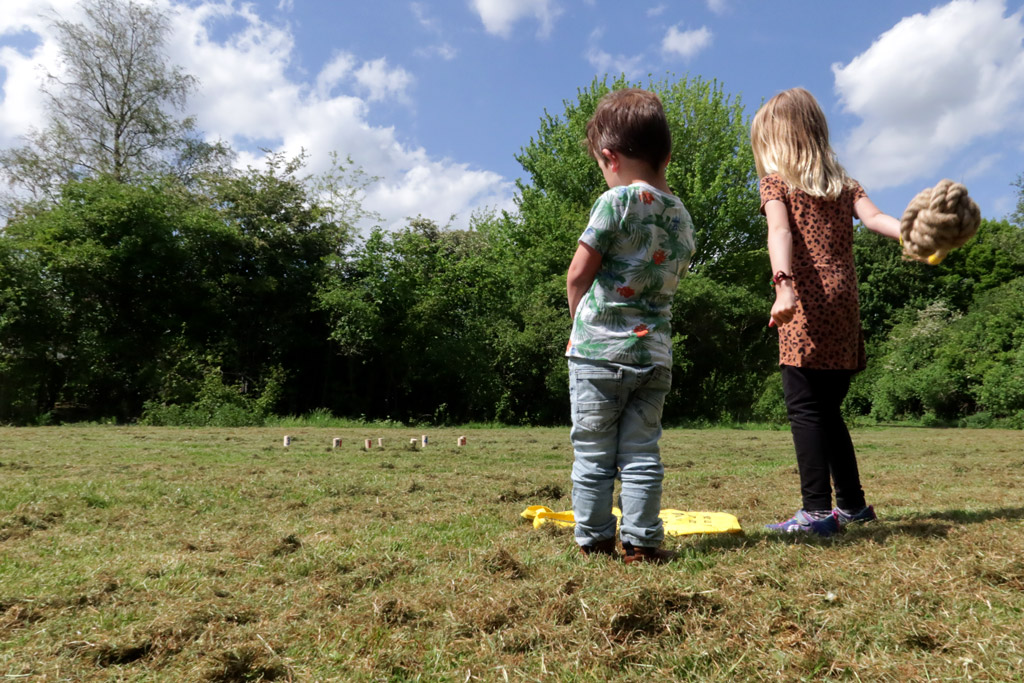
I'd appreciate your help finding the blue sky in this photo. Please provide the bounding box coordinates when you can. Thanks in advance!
[2,0,1023,231]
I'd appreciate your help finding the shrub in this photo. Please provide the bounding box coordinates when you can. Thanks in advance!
[140,366,283,427]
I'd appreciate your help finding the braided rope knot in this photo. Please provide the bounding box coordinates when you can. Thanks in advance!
[900,179,981,265]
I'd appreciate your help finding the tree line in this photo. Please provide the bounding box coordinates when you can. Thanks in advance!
[2,0,1024,427]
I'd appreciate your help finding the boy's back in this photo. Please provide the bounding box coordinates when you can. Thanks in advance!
[567,181,694,368]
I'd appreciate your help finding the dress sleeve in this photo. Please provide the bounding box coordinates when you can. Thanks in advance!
[758,174,788,215]
[849,180,867,204]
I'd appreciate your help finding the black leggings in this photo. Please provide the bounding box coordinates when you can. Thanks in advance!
[781,365,866,512]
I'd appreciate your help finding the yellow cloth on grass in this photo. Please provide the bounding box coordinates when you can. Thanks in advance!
[521,505,742,536]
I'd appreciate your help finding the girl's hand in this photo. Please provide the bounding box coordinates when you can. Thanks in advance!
[770,285,797,327]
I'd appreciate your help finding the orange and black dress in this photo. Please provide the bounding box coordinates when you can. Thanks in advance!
[759,173,867,372]
[759,172,869,515]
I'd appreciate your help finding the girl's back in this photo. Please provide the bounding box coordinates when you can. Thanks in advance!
[758,172,866,371]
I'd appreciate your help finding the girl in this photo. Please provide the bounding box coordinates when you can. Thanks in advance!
[750,88,901,536]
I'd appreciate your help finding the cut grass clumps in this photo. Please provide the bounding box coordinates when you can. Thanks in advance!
[0,425,1023,680]
[204,645,290,682]
[606,588,721,640]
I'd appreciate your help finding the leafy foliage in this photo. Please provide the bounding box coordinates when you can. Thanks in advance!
[2,20,1024,428]
[140,366,284,427]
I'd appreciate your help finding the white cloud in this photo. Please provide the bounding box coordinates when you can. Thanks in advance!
[411,2,436,31]
[586,47,645,79]
[410,4,457,61]
[0,0,512,230]
[647,4,666,18]
[706,0,728,15]
[0,0,83,145]
[586,29,644,79]
[962,153,1002,181]
[415,43,457,61]
[469,0,560,38]
[315,52,356,98]
[661,25,712,60]
[353,58,413,103]
[833,0,1024,189]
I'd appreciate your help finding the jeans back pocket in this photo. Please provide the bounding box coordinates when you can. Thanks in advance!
[571,366,624,433]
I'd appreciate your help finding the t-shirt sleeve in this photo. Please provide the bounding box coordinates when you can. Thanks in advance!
[758,174,787,215]
[578,190,620,255]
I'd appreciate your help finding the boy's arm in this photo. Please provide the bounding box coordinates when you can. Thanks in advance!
[854,196,901,240]
[567,242,603,319]
[765,199,797,326]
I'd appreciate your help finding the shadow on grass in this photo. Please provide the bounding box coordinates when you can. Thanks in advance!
[552,506,1024,562]
[823,506,1024,545]
[892,506,1024,524]
[668,506,1024,553]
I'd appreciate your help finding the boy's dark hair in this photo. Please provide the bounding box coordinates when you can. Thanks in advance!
[585,88,672,171]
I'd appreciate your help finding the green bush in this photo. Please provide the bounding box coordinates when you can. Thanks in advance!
[751,374,787,425]
[140,366,283,427]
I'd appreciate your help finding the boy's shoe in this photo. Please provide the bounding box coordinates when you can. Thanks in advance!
[579,538,618,558]
[621,542,675,565]
[833,505,876,527]
[765,509,839,537]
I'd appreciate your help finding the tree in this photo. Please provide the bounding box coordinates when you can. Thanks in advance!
[1014,173,1024,227]
[0,0,224,203]
[668,275,776,422]
[512,75,765,287]
[495,75,768,423]
[319,215,515,423]
[200,152,357,414]
[854,218,1024,347]
[0,176,223,420]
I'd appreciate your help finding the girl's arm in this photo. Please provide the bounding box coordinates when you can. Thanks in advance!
[854,196,901,240]
[567,242,602,319]
[765,199,797,326]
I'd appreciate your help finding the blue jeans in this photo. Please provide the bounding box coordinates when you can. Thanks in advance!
[568,358,671,548]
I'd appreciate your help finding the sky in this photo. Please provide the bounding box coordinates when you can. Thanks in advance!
[1,0,1023,232]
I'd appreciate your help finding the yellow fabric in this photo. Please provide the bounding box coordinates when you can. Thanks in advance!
[521,505,743,536]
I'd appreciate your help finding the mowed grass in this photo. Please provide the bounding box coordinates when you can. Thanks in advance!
[1,426,1023,682]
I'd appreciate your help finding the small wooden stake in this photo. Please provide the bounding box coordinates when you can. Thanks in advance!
[364,439,372,450]
[377,437,384,448]
[283,435,291,447]
[332,437,342,448]
[421,434,429,447]
[457,436,467,447]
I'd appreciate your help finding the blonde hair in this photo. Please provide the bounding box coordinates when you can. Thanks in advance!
[750,88,852,200]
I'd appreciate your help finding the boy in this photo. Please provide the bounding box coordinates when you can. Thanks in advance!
[566,88,695,564]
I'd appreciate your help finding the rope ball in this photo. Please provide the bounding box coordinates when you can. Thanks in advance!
[899,179,981,265]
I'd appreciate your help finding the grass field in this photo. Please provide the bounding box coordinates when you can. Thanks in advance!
[1,425,1023,681]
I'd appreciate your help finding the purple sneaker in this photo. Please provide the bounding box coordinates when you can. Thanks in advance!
[765,509,839,537]
[833,505,876,527]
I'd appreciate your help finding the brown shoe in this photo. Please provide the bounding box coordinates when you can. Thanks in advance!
[622,542,675,565]
[579,538,618,558]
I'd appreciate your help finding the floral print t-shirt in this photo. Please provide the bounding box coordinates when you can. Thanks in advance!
[567,182,695,368]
